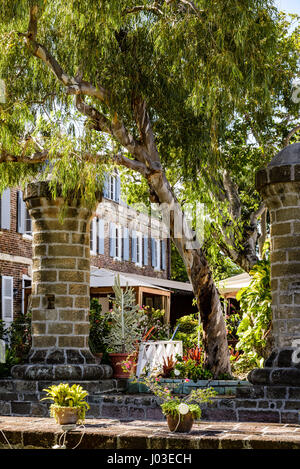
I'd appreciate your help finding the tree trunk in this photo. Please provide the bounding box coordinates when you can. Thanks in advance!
[147,171,231,377]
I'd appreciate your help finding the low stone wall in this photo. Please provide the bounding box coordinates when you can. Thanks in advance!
[1,416,300,449]
[0,379,127,419]
[89,390,300,424]
[1,379,300,424]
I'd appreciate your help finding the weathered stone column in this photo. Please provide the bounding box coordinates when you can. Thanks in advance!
[12,181,112,380]
[249,142,300,385]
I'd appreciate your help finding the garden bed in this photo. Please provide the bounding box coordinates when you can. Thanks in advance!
[126,378,249,396]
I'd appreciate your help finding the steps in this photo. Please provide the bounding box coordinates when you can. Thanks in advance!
[1,378,300,424]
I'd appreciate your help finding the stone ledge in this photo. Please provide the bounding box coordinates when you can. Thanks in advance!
[1,416,300,449]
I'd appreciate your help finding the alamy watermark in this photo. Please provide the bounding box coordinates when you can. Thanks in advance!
[105,200,206,250]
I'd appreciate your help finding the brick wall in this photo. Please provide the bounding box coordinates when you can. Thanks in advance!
[0,189,171,321]
[0,188,32,319]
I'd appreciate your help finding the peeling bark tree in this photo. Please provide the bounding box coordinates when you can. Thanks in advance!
[1,2,297,376]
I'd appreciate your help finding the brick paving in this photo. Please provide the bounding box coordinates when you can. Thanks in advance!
[1,416,300,449]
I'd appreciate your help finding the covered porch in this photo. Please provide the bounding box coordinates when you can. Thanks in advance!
[90,267,171,323]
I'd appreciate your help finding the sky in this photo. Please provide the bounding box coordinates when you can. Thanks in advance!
[275,0,300,15]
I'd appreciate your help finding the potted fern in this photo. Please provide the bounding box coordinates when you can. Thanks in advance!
[41,383,90,425]
[104,275,146,378]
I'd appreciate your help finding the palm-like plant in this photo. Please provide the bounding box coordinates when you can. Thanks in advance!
[41,383,90,422]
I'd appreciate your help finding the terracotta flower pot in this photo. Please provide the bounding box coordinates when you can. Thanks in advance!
[109,352,137,378]
[52,407,80,425]
[166,412,194,433]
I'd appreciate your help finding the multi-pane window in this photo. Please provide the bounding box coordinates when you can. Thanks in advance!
[25,207,32,235]
[110,223,123,260]
[91,218,105,255]
[104,173,121,203]
[90,217,97,253]
[17,190,32,236]
[151,238,161,271]
[136,232,143,267]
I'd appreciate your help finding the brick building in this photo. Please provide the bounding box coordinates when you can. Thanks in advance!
[0,173,173,328]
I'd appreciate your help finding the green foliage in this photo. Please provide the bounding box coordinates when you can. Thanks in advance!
[41,383,90,422]
[88,298,111,355]
[138,306,170,341]
[174,314,203,353]
[104,275,146,353]
[161,400,201,420]
[174,355,213,382]
[0,313,32,377]
[0,348,21,378]
[234,254,272,373]
[170,243,189,283]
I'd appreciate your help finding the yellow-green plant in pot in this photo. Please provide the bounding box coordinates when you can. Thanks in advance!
[41,383,90,425]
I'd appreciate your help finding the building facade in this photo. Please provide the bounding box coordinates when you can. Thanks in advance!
[0,174,171,327]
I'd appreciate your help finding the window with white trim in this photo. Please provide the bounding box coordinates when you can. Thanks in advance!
[114,225,123,261]
[24,207,32,235]
[90,217,97,254]
[136,232,143,267]
[17,190,32,236]
[109,223,123,261]
[151,238,161,271]
[105,173,121,203]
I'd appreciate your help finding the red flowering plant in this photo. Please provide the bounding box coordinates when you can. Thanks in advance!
[174,347,213,381]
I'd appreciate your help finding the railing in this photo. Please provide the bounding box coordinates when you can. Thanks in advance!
[136,340,183,377]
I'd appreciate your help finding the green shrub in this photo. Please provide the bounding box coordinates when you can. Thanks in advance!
[234,253,271,374]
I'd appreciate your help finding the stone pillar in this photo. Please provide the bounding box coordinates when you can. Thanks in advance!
[12,181,112,380]
[249,142,300,385]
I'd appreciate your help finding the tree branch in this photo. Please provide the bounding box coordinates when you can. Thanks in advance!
[113,153,150,178]
[0,148,49,164]
[222,169,241,220]
[283,123,300,147]
[75,95,151,166]
[19,5,109,103]
[132,96,161,163]
[123,4,164,16]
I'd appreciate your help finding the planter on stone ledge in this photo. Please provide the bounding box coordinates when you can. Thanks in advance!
[109,352,137,379]
[166,412,194,433]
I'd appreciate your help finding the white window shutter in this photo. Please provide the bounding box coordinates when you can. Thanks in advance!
[17,191,25,234]
[98,219,105,254]
[1,188,10,230]
[1,276,13,326]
